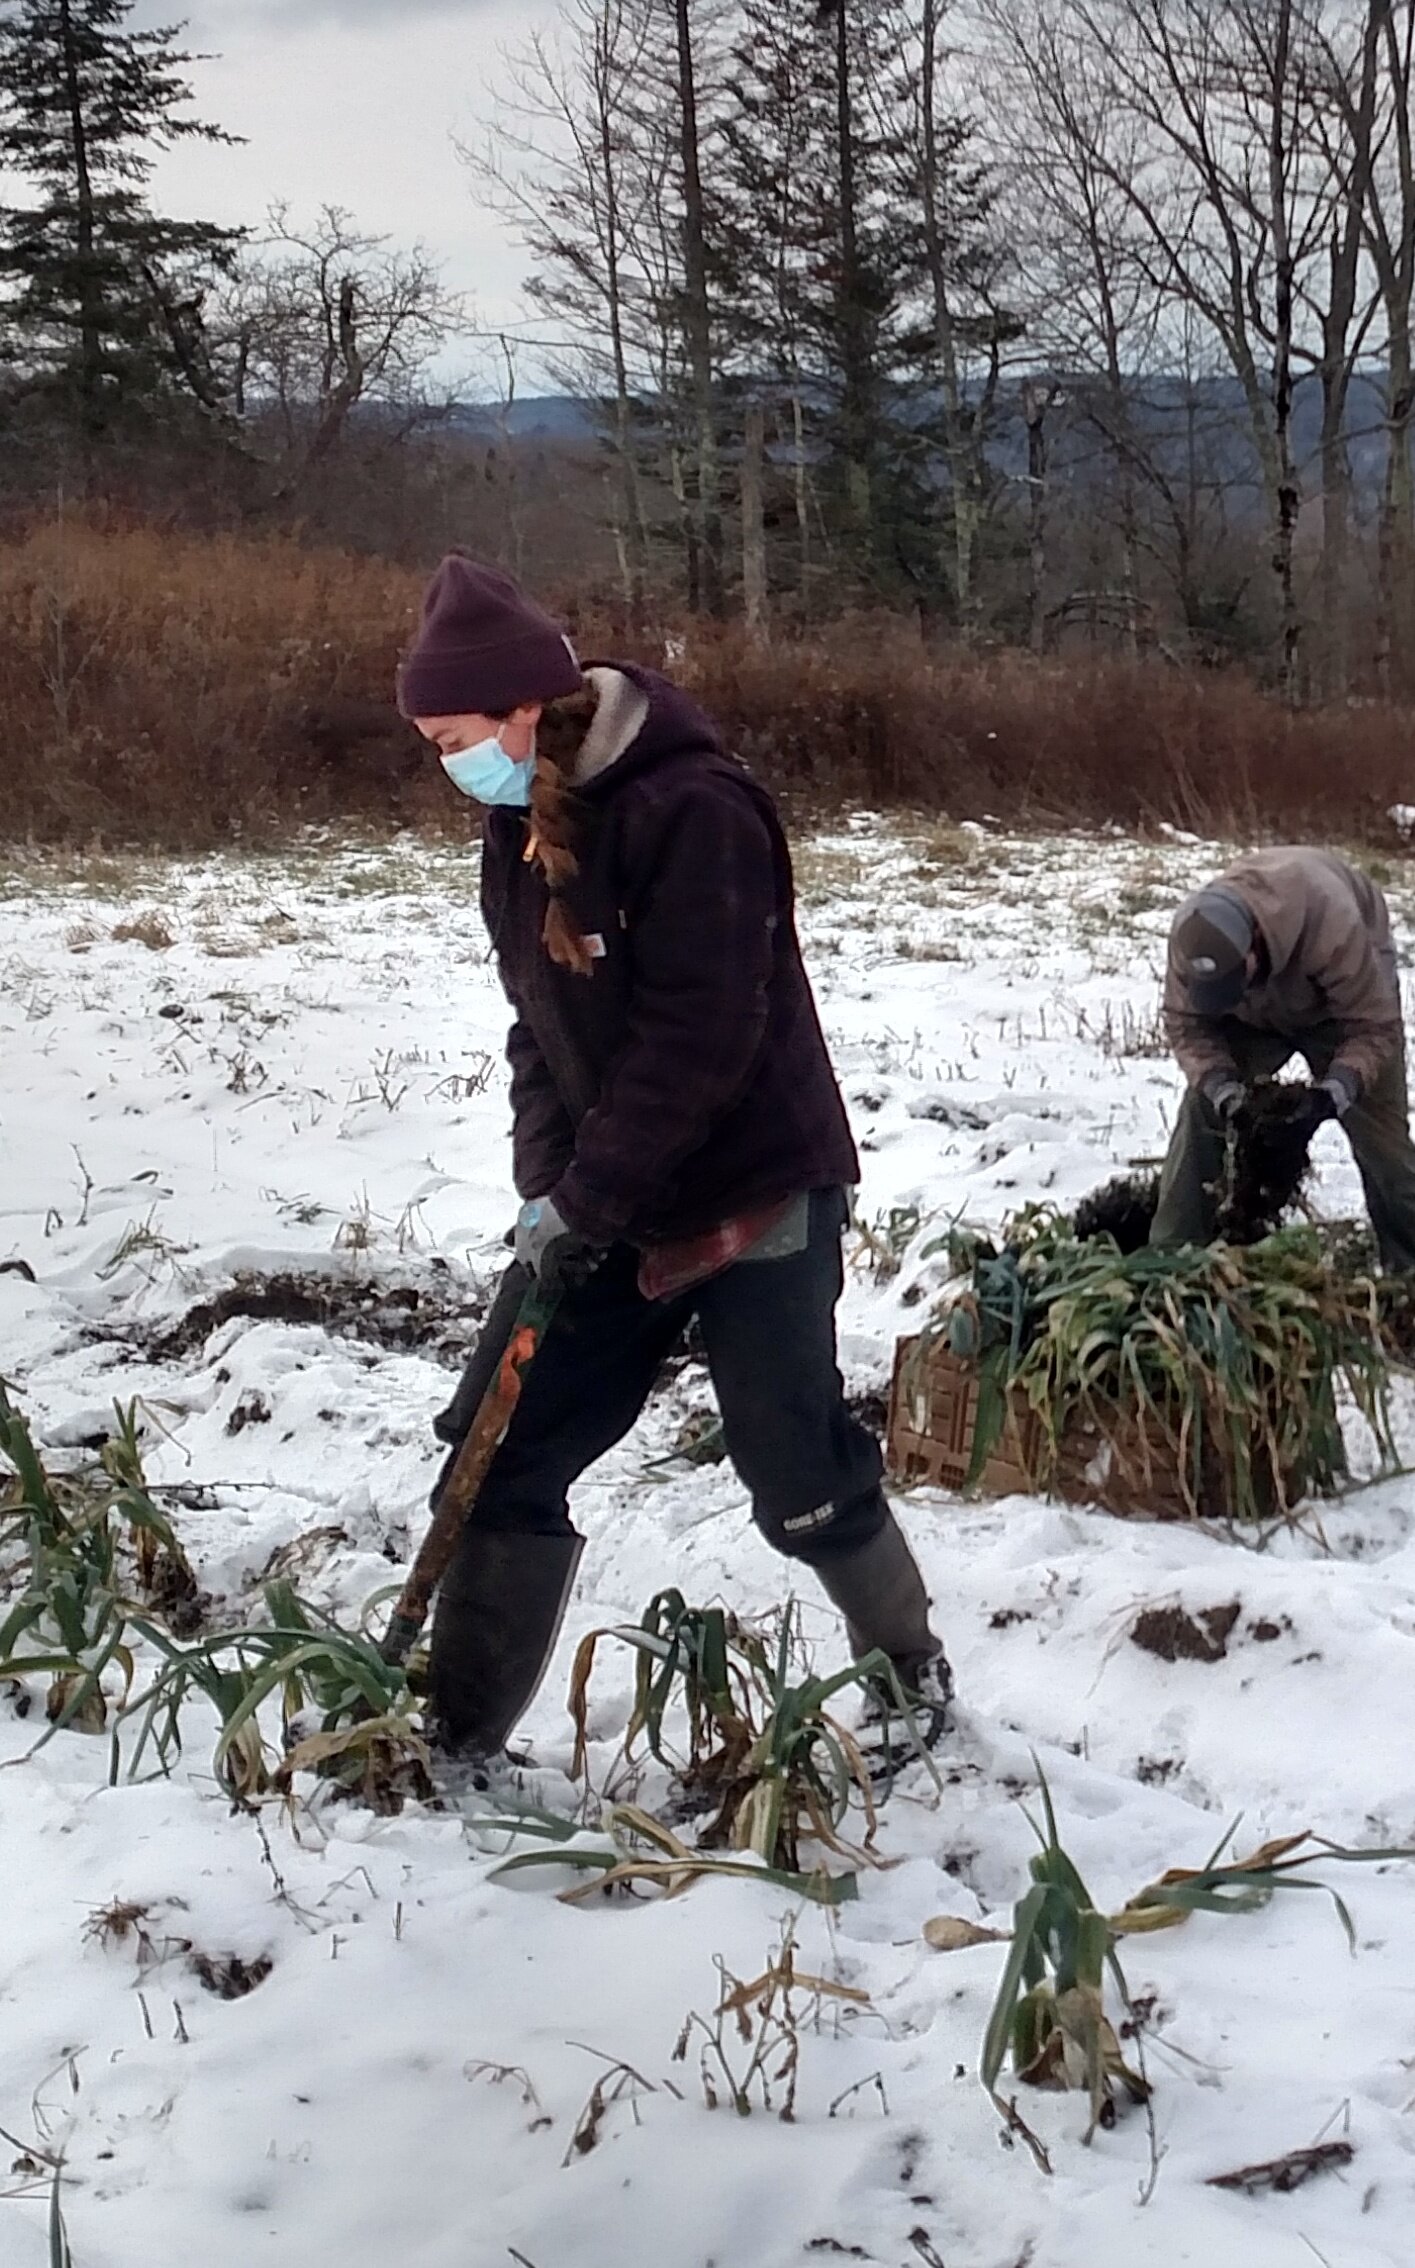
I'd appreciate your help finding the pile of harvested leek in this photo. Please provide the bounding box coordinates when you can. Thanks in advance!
[934,1210,1399,1521]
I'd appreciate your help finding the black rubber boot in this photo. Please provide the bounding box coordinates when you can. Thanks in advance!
[428,1529,584,1762]
[811,1512,952,1772]
[812,1509,941,1679]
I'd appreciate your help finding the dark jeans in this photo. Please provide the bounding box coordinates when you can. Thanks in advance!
[434,1189,886,1565]
[1151,1023,1415,1271]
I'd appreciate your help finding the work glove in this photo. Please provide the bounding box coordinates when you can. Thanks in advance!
[1203,1076,1246,1124]
[513,1196,601,1292]
[1288,1081,1342,1143]
[1318,1069,1358,1119]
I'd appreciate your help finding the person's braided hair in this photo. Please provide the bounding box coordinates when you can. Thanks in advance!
[524,678,600,977]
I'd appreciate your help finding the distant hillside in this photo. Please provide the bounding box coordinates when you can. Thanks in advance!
[445,397,597,441]
[449,371,1394,496]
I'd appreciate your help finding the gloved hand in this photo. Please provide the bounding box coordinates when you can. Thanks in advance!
[1290,1081,1341,1142]
[1204,1077,1247,1123]
[513,1196,601,1291]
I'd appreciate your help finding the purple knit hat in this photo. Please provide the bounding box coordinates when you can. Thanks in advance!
[397,553,582,719]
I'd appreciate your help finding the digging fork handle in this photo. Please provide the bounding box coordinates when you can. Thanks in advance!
[380,1273,561,1668]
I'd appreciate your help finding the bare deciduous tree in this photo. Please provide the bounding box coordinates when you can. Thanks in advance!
[222,204,464,493]
[458,0,677,619]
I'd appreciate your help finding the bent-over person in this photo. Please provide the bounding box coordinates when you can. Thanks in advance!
[1151,845,1415,1270]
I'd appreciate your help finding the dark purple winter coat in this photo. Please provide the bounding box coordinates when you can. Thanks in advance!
[480,666,859,1249]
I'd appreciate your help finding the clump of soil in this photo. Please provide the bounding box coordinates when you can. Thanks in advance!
[225,1390,272,1436]
[143,1550,209,1638]
[1131,1601,1241,1663]
[1072,1173,1160,1253]
[1215,1083,1317,1244]
[84,1902,272,1998]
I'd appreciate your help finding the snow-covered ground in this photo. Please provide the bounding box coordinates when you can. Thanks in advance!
[4,818,1415,2268]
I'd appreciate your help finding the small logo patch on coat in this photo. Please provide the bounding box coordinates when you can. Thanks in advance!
[584,933,607,960]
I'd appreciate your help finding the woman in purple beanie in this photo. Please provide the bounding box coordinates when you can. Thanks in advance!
[396,554,950,1769]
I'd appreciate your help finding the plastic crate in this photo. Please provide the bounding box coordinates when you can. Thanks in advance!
[885,1333,1289,1520]
[886,1336,1041,1497]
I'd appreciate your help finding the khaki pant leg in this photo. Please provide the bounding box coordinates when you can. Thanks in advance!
[1302,1030,1415,1273]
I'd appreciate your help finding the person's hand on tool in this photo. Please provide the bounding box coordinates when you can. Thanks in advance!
[514,1196,602,1291]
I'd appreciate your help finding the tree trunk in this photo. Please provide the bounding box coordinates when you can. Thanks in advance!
[831,0,873,566]
[671,0,723,615]
[1371,0,1415,690]
[58,0,102,438]
[791,389,811,606]
[1378,341,1415,692]
[1024,380,1059,654]
[1319,355,1352,698]
[1314,0,1382,696]
[1267,0,1301,702]
[1317,182,1361,697]
[596,19,649,627]
[919,0,981,629]
[670,441,700,611]
[741,396,768,638]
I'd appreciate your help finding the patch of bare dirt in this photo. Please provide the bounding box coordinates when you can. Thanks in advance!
[113,1266,495,1369]
[1130,1601,1241,1663]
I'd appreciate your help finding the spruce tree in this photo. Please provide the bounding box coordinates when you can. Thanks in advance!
[720,0,1009,608]
[0,0,242,437]
[718,0,920,592]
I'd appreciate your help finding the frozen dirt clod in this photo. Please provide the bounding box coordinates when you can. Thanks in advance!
[1071,1171,1161,1252]
[189,1950,275,2000]
[1130,1601,1242,1663]
[1215,1082,1318,1244]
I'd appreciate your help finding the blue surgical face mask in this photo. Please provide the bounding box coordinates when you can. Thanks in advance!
[440,730,533,807]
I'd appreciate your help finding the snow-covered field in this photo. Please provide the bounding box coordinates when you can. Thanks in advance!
[4,818,1415,2268]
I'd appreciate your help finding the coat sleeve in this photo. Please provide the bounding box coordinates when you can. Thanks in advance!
[1163,943,1239,1094]
[482,819,578,1202]
[1300,889,1402,1095]
[551,780,777,1245]
[506,1012,577,1201]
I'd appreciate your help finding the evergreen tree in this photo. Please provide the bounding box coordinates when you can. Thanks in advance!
[718,0,1012,608]
[718,0,926,593]
[0,0,242,438]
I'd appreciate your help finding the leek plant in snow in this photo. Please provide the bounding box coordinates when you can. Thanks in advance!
[1113,1822,1415,1945]
[980,1771,1149,2146]
[1,1384,198,1732]
[2,1382,427,1810]
[974,1770,1415,2158]
[568,1589,937,1883]
[475,1798,860,1907]
[118,1582,429,1811]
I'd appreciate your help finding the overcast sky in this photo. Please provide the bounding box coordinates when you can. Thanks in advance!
[131,0,564,387]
